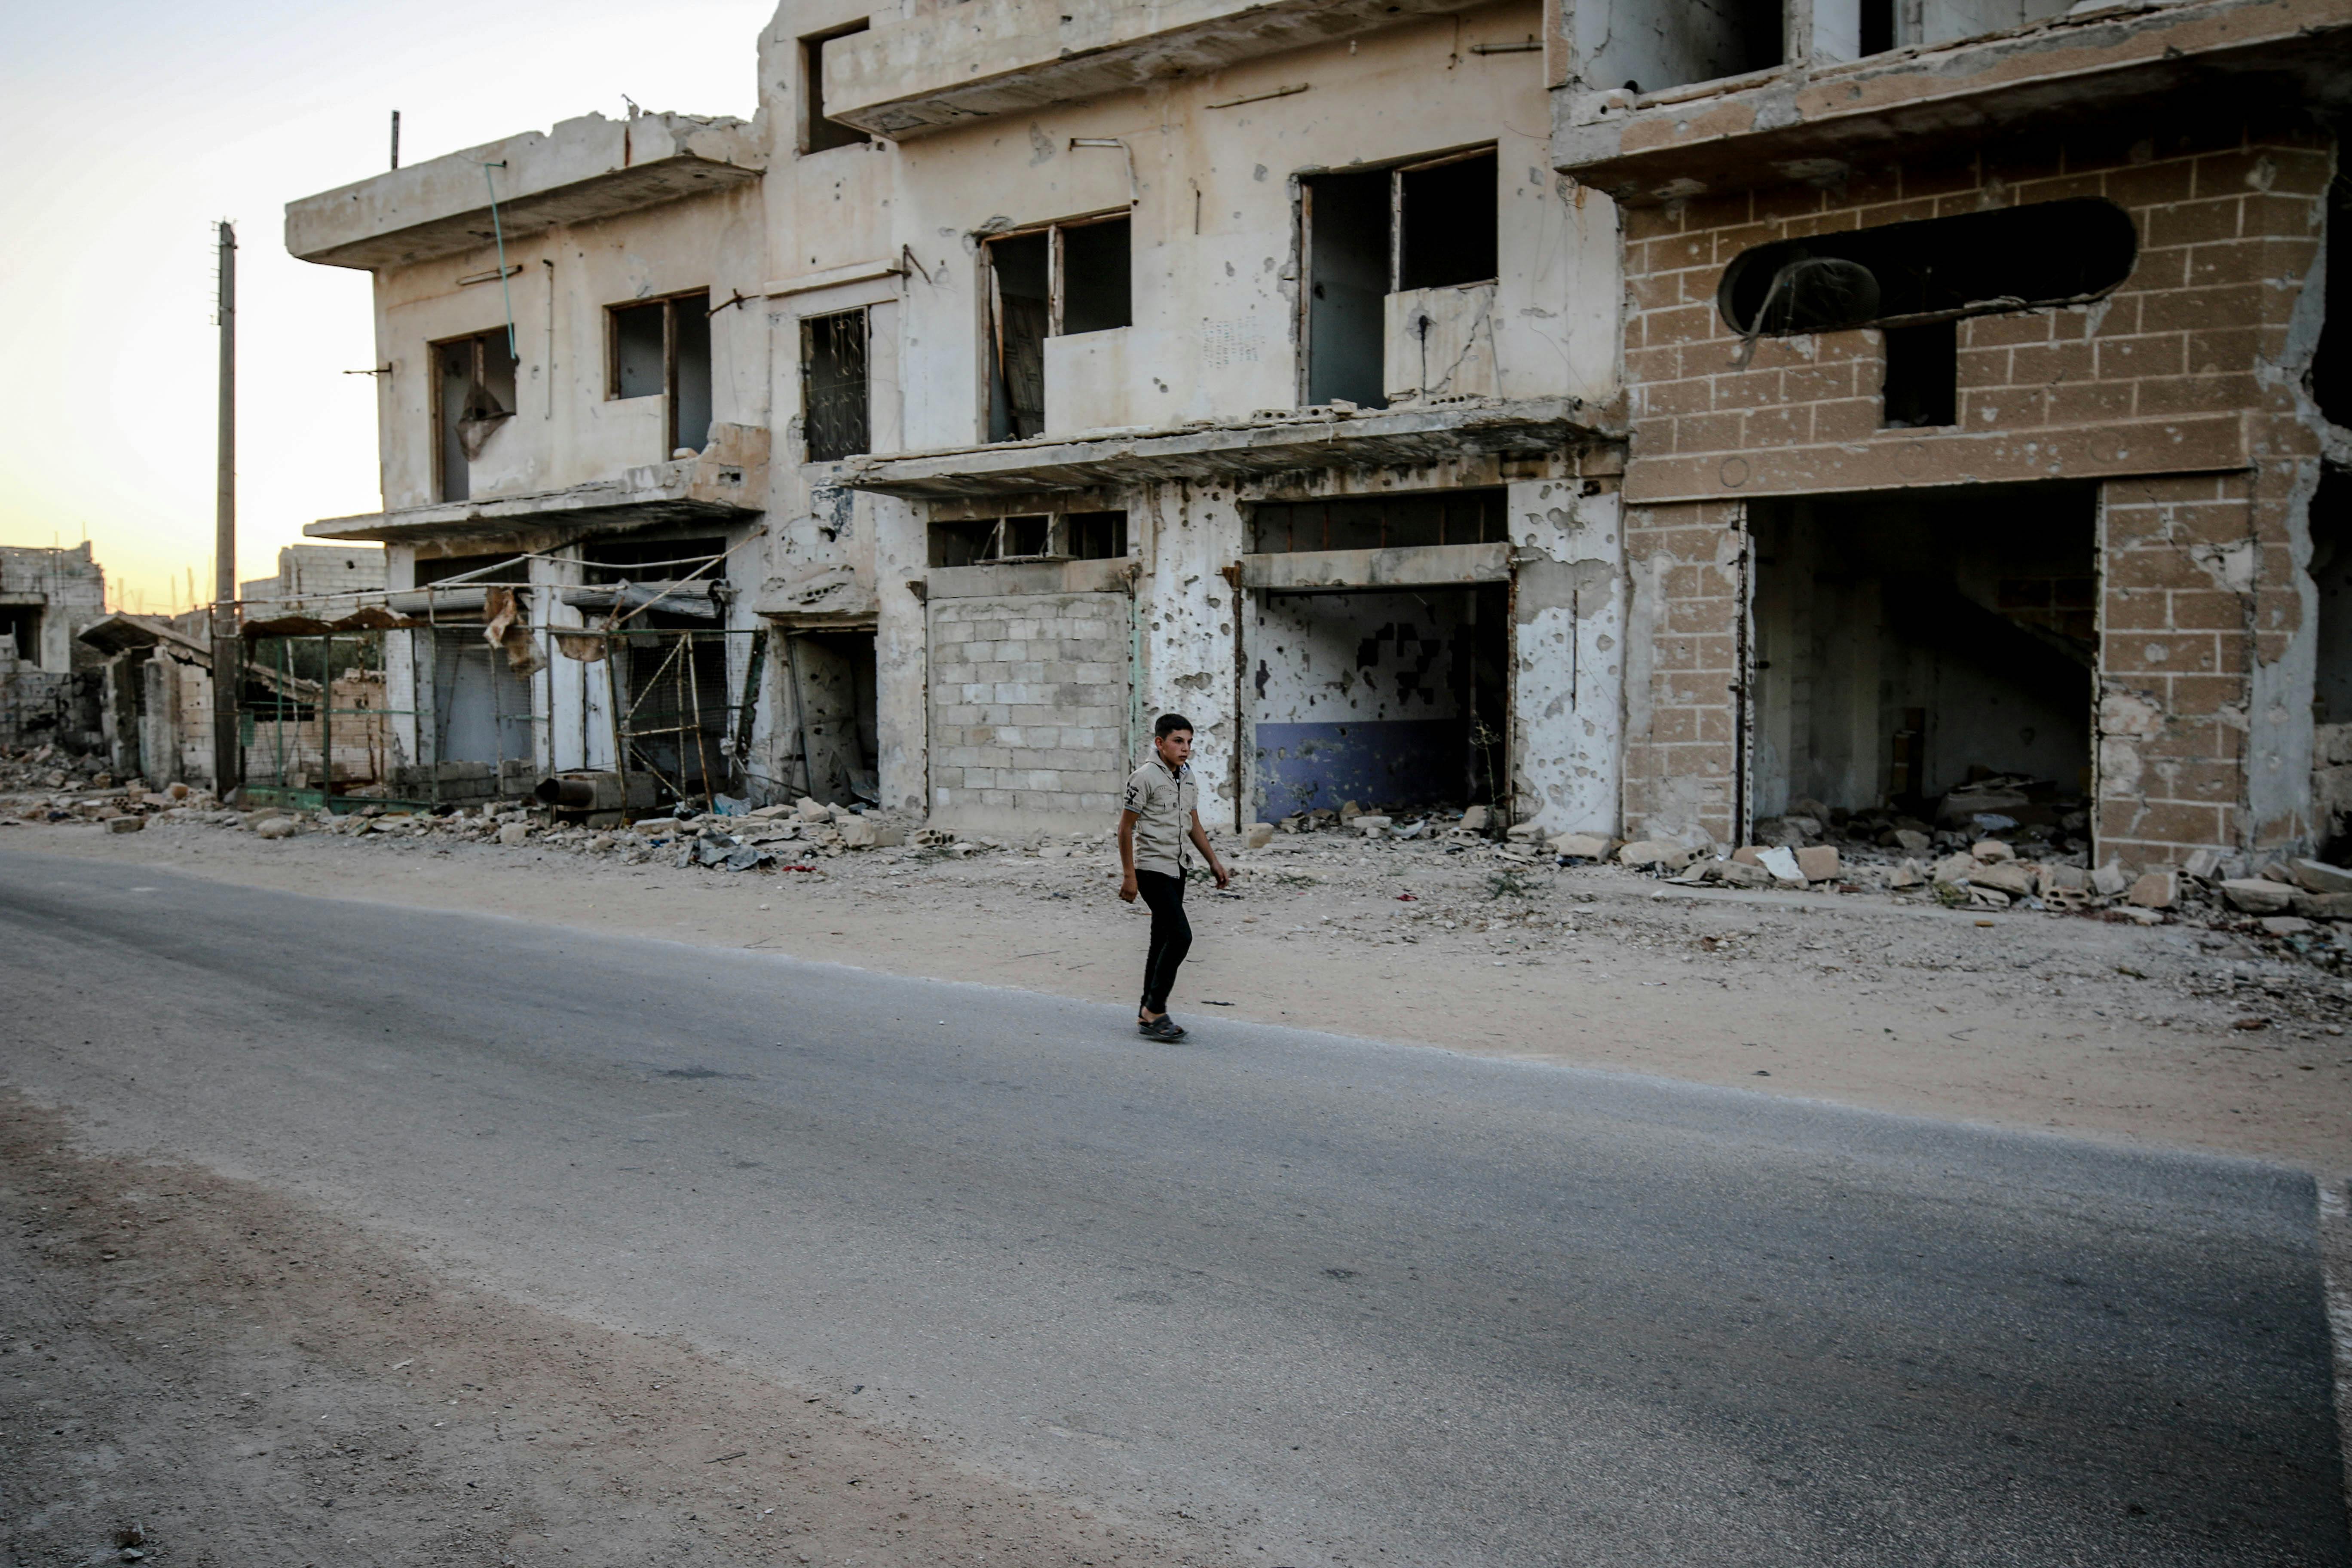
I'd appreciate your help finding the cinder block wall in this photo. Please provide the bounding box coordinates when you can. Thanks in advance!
[1613,118,2336,868]
[927,592,1131,827]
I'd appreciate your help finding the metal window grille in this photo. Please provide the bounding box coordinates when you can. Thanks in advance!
[802,309,870,462]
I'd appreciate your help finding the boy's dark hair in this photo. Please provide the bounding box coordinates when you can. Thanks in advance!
[1154,712,1195,740]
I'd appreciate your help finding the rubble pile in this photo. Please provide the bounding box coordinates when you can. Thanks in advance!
[0,744,214,832]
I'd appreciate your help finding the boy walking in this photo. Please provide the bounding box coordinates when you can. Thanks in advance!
[1118,713,1230,1041]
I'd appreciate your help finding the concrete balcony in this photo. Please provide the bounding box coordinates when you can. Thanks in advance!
[307,428,767,544]
[836,398,1605,501]
[1555,0,2352,204]
[824,0,1501,137]
[287,111,763,270]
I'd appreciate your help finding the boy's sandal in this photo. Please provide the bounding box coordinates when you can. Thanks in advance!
[1138,1016,1186,1041]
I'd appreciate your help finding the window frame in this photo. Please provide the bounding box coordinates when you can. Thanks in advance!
[604,290,713,454]
[982,208,1133,442]
[927,508,1129,568]
[800,305,872,463]
[429,328,519,504]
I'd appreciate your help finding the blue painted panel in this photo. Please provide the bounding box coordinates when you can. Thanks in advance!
[1254,719,1467,815]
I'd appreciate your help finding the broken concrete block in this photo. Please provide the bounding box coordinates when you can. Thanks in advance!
[2259,915,2314,937]
[2182,847,2227,882]
[1505,821,1543,841]
[1930,851,1977,887]
[634,817,679,837]
[1617,839,1693,871]
[2288,891,2352,920]
[1731,844,1764,867]
[749,803,794,820]
[2218,877,2294,914]
[838,816,879,849]
[2290,858,2352,895]
[1715,860,1772,889]
[2041,863,2088,894]
[1353,815,1393,835]
[1886,860,1925,889]
[796,796,833,822]
[497,823,532,846]
[1547,832,1612,860]
[1794,845,1841,883]
[1970,839,2015,863]
[1245,822,1275,849]
[1887,828,1932,854]
[1755,845,1807,886]
[106,815,145,834]
[255,818,298,840]
[1458,805,1490,833]
[2090,863,2129,898]
[1968,861,2036,897]
[2127,870,2177,909]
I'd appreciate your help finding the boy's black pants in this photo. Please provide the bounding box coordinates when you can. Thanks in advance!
[1135,868,1191,1014]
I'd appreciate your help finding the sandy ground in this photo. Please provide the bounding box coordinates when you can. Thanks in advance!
[9,812,2348,1176]
[0,1093,1213,1568]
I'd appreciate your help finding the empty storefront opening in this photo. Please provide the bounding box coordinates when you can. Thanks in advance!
[1250,584,1508,819]
[580,535,734,803]
[986,215,1133,441]
[2311,469,2352,857]
[413,554,536,770]
[1747,482,2096,834]
[433,332,519,502]
[1301,148,1498,410]
[781,629,878,805]
[608,291,714,454]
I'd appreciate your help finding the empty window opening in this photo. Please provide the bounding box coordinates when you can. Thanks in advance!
[802,22,872,154]
[1859,0,1896,53]
[802,308,870,462]
[1881,320,1957,429]
[2312,470,2352,858]
[1398,150,1499,292]
[927,510,1130,567]
[1747,483,2095,848]
[433,331,518,503]
[1577,0,1783,97]
[1303,148,1498,410]
[1721,199,2136,338]
[2314,175,2352,429]
[986,216,1131,441]
[780,629,879,807]
[1249,583,1509,821]
[607,292,714,455]
[1250,489,1507,553]
[0,606,40,665]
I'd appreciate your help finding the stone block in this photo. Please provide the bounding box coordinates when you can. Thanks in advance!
[1246,822,1275,849]
[1795,845,1841,882]
[106,815,145,834]
[2289,858,2352,895]
[1716,860,1772,888]
[497,823,531,846]
[2218,877,2294,913]
[1884,828,1932,854]
[2182,847,2227,881]
[1931,851,1977,886]
[1970,839,2015,862]
[1617,839,1694,871]
[1886,860,1925,889]
[2127,870,2177,909]
[1968,861,2036,897]
[797,796,834,821]
[2041,864,2088,895]
[1353,816,1393,835]
[1459,805,1491,832]
[1755,845,1807,886]
[2258,916,2313,937]
[2288,890,2352,920]
[2090,863,2129,897]
[1547,832,1613,860]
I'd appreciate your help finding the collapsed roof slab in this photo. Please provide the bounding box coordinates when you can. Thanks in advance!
[1557,0,2352,204]
[823,0,1513,138]
[835,398,1611,501]
[286,111,763,271]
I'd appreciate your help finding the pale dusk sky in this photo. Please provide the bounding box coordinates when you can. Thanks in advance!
[0,0,775,612]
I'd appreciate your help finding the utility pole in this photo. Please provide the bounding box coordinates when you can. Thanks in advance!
[211,221,243,802]
[390,109,401,170]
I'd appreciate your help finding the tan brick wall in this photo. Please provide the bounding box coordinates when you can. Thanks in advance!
[1614,120,2334,867]
[928,592,1131,822]
[1623,500,1745,846]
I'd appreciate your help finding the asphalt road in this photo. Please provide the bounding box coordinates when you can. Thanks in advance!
[0,848,2343,1567]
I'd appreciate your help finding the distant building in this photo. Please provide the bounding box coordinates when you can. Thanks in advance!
[0,543,107,753]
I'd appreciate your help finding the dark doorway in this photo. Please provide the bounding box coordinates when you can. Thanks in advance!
[781,629,878,805]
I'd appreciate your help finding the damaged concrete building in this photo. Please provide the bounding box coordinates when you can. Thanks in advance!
[284,0,2352,868]
[0,545,107,753]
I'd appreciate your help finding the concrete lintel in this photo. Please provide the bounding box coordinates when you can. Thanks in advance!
[1556,0,2352,204]
[286,111,763,271]
[1622,413,2248,505]
[1239,542,1513,591]
[925,557,1136,600]
[824,0,1499,137]
[764,257,906,298]
[838,399,1604,500]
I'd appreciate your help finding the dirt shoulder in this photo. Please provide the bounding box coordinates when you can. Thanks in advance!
[0,1093,1212,1568]
[9,812,2349,1174]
